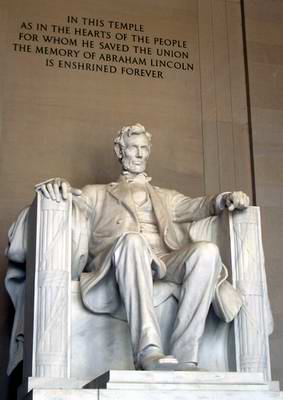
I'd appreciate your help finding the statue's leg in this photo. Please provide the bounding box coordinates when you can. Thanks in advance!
[113,232,164,368]
[163,241,221,365]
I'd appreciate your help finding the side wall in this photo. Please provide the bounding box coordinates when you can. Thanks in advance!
[244,0,283,385]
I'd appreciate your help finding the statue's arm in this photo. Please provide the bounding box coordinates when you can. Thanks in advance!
[71,185,95,279]
[6,206,30,263]
[172,191,249,223]
[5,206,30,375]
[172,193,218,223]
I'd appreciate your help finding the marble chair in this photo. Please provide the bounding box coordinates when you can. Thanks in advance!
[5,192,273,393]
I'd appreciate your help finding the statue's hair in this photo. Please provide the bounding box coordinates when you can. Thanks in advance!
[114,123,152,160]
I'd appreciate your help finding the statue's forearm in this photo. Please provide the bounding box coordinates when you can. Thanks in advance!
[6,206,30,264]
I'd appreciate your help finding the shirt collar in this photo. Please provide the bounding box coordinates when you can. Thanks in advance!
[119,171,152,184]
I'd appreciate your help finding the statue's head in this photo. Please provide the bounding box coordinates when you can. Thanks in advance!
[114,123,152,175]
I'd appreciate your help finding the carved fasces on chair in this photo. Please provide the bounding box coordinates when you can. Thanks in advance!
[229,207,272,380]
[25,192,72,379]
[189,208,272,379]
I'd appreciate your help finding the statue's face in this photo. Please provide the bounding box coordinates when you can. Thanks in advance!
[121,133,150,174]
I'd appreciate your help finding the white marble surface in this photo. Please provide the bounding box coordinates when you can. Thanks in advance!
[90,370,266,385]
[22,376,90,390]
[98,390,280,400]
[229,207,273,380]
[89,370,279,397]
[28,389,280,400]
[6,167,272,381]
[105,383,269,391]
[93,370,280,399]
[26,389,98,400]
[23,194,72,379]
[71,280,232,378]
[33,125,249,372]
[27,203,272,380]
[6,177,269,388]
[26,370,281,400]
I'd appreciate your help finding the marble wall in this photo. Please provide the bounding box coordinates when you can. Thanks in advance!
[244,0,283,385]
[199,0,252,197]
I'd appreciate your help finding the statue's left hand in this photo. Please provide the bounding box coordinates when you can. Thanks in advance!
[225,191,250,211]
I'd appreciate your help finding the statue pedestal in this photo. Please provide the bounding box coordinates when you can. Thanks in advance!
[24,370,280,399]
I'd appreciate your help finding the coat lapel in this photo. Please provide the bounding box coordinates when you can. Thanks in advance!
[107,181,137,220]
[146,184,168,234]
[107,179,180,251]
[146,184,180,250]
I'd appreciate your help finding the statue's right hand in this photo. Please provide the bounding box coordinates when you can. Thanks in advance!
[35,178,82,202]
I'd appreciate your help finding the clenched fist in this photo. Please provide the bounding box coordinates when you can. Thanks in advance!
[223,191,250,211]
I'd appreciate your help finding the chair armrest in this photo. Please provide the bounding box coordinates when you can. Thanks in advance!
[189,207,272,380]
[24,191,72,379]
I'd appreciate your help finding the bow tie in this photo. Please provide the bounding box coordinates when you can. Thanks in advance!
[121,172,152,184]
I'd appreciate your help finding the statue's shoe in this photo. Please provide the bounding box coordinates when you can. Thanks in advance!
[175,362,207,371]
[141,353,179,370]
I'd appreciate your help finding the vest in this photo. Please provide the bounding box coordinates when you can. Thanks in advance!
[133,187,169,257]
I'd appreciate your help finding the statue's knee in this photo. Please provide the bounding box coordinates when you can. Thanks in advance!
[194,241,220,260]
[183,242,221,280]
[120,232,145,248]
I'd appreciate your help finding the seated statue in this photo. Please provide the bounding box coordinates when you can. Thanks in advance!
[20,122,249,372]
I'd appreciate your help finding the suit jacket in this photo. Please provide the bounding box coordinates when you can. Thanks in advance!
[72,177,218,315]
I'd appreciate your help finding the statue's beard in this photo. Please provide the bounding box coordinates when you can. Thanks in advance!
[122,158,147,174]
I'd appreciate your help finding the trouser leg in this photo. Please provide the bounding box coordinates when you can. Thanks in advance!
[163,241,221,363]
[113,232,163,364]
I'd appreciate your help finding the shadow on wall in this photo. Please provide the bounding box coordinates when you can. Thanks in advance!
[0,281,22,400]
